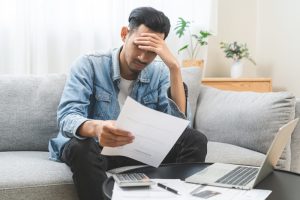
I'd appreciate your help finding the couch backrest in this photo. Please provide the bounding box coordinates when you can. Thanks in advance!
[291,99,300,172]
[0,69,199,152]
[0,74,66,151]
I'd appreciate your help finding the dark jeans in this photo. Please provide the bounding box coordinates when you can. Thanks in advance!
[61,127,207,200]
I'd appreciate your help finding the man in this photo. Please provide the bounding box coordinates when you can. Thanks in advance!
[49,7,207,200]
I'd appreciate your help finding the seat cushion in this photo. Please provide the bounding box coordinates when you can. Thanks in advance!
[0,151,78,200]
[206,141,289,170]
[206,141,265,166]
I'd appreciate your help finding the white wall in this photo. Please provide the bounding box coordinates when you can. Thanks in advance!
[206,0,300,97]
[206,0,257,77]
[257,0,300,95]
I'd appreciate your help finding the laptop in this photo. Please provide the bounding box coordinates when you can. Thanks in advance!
[185,118,299,190]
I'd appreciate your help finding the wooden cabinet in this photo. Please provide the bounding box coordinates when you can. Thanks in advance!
[202,78,272,92]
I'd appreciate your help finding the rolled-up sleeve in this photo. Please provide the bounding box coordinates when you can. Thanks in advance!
[57,56,94,139]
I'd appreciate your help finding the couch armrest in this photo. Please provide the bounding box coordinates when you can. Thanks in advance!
[291,99,300,173]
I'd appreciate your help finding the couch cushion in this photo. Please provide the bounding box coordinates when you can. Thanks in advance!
[206,141,265,167]
[195,86,295,169]
[0,75,66,151]
[291,99,300,173]
[206,141,289,170]
[0,151,78,200]
[181,67,202,126]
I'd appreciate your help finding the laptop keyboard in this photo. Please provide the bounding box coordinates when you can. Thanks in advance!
[215,166,259,186]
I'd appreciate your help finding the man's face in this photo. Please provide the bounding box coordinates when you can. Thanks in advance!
[121,25,165,74]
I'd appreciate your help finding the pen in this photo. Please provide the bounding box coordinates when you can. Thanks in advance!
[157,183,180,195]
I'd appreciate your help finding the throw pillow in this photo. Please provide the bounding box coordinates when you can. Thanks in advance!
[195,86,296,168]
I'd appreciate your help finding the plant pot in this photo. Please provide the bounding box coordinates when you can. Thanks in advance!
[231,60,243,78]
[182,59,204,68]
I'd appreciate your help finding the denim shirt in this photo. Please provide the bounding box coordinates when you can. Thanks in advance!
[48,47,190,161]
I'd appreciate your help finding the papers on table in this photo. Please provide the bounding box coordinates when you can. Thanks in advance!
[101,97,189,167]
[111,179,272,200]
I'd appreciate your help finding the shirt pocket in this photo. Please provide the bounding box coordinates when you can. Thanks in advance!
[94,89,113,119]
[142,91,158,110]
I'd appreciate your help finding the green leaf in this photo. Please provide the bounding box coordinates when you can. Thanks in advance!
[194,31,211,47]
[200,31,212,38]
[178,44,189,54]
[174,18,212,58]
[174,17,190,38]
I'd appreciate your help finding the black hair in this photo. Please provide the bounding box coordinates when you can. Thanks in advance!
[128,7,170,39]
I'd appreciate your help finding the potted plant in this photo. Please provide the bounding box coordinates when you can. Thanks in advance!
[220,41,256,78]
[174,17,212,68]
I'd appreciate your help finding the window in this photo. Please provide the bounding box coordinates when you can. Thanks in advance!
[0,0,217,74]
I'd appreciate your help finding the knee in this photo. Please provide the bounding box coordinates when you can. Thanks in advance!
[195,130,208,146]
[189,129,208,160]
[176,128,208,163]
[185,128,208,148]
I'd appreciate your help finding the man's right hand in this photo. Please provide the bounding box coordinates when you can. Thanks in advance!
[78,120,135,147]
[97,120,135,147]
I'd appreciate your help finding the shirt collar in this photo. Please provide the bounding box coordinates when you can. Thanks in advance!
[111,47,150,84]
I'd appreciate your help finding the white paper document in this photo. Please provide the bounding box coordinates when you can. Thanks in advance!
[101,97,190,167]
[111,179,272,200]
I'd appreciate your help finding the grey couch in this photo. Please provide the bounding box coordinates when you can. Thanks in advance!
[1,72,300,200]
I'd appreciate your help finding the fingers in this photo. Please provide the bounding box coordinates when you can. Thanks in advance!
[136,45,156,53]
[134,40,161,54]
[135,36,159,45]
[103,124,131,136]
[100,125,135,147]
[134,33,162,49]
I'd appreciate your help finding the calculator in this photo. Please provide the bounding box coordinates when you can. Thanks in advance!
[112,173,155,187]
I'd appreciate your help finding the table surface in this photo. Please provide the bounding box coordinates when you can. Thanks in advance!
[103,163,300,200]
